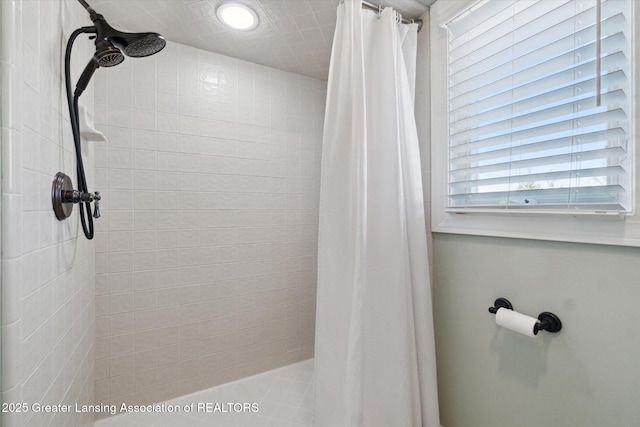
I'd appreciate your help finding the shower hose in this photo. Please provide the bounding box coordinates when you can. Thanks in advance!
[64,26,98,240]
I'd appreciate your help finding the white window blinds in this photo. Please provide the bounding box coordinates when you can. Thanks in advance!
[446,0,633,213]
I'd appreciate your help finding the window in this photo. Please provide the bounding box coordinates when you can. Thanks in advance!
[430,0,640,246]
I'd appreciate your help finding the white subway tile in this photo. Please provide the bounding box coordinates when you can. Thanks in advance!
[135,368,158,391]
[109,85,134,109]
[108,167,133,189]
[108,211,134,231]
[134,110,157,131]
[108,231,134,252]
[158,92,178,114]
[180,60,199,81]
[179,115,200,135]
[134,90,157,112]
[156,306,180,328]
[157,133,180,153]
[110,353,134,377]
[110,272,134,294]
[156,249,180,268]
[1,258,22,324]
[135,349,159,372]
[96,357,110,381]
[158,71,178,95]
[1,128,22,194]
[108,106,134,129]
[134,129,157,151]
[135,290,158,311]
[2,194,22,258]
[96,335,110,356]
[2,321,22,389]
[108,61,133,88]
[134,250,157,271]
[110,373,134,397]
[110,333,134,356]
[110,292,134,315]
[134,231,157,250]
[134,309,158,331]
[157,113,179,134]
[134,270,157,291]
[109,312,134,336]
[94,38,325,407]
[110,251,134,273]
[133,150,157,170]
[135,329,159,352]
[157,171,181,191]
[134,60,157,92]
[178,79,199,100]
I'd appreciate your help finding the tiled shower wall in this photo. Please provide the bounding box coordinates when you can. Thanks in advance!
[1,1,96,426]
[93,41,325,408]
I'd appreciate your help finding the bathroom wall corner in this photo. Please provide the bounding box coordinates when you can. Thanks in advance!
[1,0,96,426]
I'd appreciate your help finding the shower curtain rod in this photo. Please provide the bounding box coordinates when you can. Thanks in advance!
[360,0,424,32]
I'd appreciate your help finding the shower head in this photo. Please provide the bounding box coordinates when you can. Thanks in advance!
[120,32,167,57]
[73,39,124,96]
[91,13,166,60]
[94,41,124,67]
[71,1,166,97]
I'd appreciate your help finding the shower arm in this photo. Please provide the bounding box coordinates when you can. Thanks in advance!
[77,0,95,14]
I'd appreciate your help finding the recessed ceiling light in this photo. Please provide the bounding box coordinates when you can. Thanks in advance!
[216,3,259,31]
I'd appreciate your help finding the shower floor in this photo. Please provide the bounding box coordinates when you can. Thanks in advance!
[94,359,314,427]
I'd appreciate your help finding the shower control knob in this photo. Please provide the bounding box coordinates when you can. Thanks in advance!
[93,191,101,218]
[52,172,75,220]
[51,172,102,221]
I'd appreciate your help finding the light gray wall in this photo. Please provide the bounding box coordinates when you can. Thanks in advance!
[418,4,640,425]
[432,233,640,427]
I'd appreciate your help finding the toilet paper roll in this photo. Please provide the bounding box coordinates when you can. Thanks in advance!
[495,307,538,338]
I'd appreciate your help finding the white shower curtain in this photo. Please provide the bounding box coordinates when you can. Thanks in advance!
[314,1,440,426]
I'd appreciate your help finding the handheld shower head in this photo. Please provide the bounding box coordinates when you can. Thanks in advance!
[94,41,124,67]
[73,39,124,98]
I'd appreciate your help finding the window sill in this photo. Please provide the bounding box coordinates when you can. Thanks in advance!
[432,209,640,247]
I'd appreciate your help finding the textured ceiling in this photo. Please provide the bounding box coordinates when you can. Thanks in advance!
[87,0,435,80]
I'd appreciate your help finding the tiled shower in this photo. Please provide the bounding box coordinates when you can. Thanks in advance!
[1,0,327,425]
[92,40,325,408]
[1,1,97,426]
